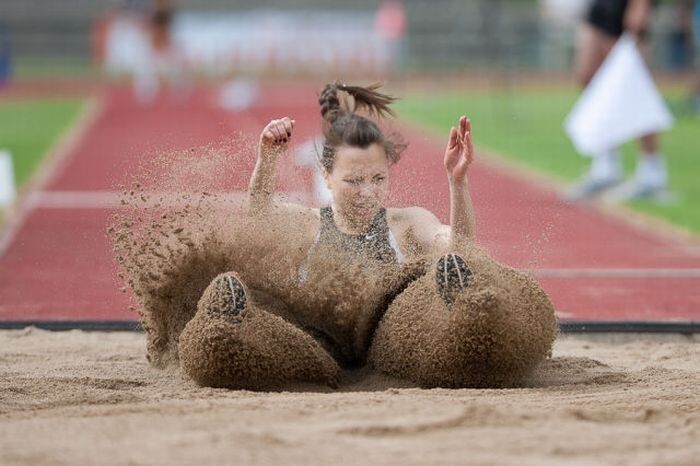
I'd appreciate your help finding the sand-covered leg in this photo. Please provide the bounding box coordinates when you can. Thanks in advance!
[179,272,340,390]
[368,248,557,388]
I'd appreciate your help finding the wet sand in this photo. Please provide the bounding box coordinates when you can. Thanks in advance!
[1,329,698,465]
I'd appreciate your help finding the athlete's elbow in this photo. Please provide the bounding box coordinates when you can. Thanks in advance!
[247,191,273,216]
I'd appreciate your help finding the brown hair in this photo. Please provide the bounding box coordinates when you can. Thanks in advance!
[318,82,407,172]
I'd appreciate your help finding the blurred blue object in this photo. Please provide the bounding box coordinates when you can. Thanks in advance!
[0,23,10,86]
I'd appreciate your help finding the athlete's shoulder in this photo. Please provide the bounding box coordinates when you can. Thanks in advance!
[388,206,440,223]
[387,207,443,234]
[387,206,447,257]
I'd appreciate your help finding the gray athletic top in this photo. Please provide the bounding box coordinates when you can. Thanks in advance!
[298,206,405,282]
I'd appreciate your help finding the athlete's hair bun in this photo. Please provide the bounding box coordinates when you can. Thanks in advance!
[317,81,406,172]
[319,81,396,123]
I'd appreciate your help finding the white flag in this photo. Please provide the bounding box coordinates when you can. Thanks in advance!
[565,34,674,157]
[0,149,16,207]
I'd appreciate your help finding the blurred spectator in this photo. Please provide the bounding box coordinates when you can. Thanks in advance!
[101,0,186,104]
[0,22,10,87]
[374,0,407,72]
[567,0,670,202]
[667,0,695,70]
[150,0,174,54]
[694,0,700,113]
[147,0,188,100]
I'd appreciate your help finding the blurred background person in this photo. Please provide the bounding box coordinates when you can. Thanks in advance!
[666,0,695,71]
[142,0,188,102]
[374,0,407,74]
[694,0,700,114]
[102,0,186,104]
[150,0,173,55]
[567,0,670,202]
[101,0,152,102]
[0,21,9,88]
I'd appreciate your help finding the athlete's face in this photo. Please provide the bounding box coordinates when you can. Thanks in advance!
[324,143,390,225]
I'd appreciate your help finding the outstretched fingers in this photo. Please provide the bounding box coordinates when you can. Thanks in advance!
[445,126,460,171]
[465,130,474,163]
[458,116,473,162]
[445,116,475,179]
[448,126,458,149]
[457,116,468,142]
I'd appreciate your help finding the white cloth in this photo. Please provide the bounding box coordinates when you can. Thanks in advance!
[565,34,674,157]
[0,149,15,207]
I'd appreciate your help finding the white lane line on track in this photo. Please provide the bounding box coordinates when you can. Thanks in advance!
[529,269,700,279]
[0,187,309,257]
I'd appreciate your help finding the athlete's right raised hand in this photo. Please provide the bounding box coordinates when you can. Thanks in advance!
[260,117,295,152]
[250,117,296,211]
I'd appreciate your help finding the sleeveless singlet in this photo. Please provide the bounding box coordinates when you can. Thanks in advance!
[298,206,405,282]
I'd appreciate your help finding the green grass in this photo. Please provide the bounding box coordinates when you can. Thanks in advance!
[397,87,700,234]
[12,57,96,80]
[0,98,84,188]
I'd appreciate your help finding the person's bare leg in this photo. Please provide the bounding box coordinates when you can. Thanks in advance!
[630,35,669,198]
[179,272,340,390]
[640,133,658,154]
[574,24,616,87]
[368,248,557,388]
[567,24,623,201]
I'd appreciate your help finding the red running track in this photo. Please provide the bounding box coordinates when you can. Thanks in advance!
[1,84,699,325]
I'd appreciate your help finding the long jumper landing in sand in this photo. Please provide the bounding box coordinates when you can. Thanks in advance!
[111,82,557,390]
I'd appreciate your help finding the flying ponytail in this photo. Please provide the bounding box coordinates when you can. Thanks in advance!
[317,82,405,172]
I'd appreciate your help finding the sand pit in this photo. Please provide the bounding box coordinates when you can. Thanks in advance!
[80,101,694,462]
[1,328,698,465]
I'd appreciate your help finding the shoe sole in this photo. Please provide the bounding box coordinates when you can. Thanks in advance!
[209,272,248,320]
[436,253,473,305]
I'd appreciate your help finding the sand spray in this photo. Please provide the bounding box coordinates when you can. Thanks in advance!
[109,139,556,388]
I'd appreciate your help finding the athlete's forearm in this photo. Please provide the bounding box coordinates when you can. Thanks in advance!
[248,145,280,213]
[449,179,476,249]
[249,118,294,213]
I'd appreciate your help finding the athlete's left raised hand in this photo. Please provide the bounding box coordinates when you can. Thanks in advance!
[444,115,474,184]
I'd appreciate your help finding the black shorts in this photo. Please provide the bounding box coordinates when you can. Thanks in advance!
[152,10,173,28]
[586,0,629,38]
